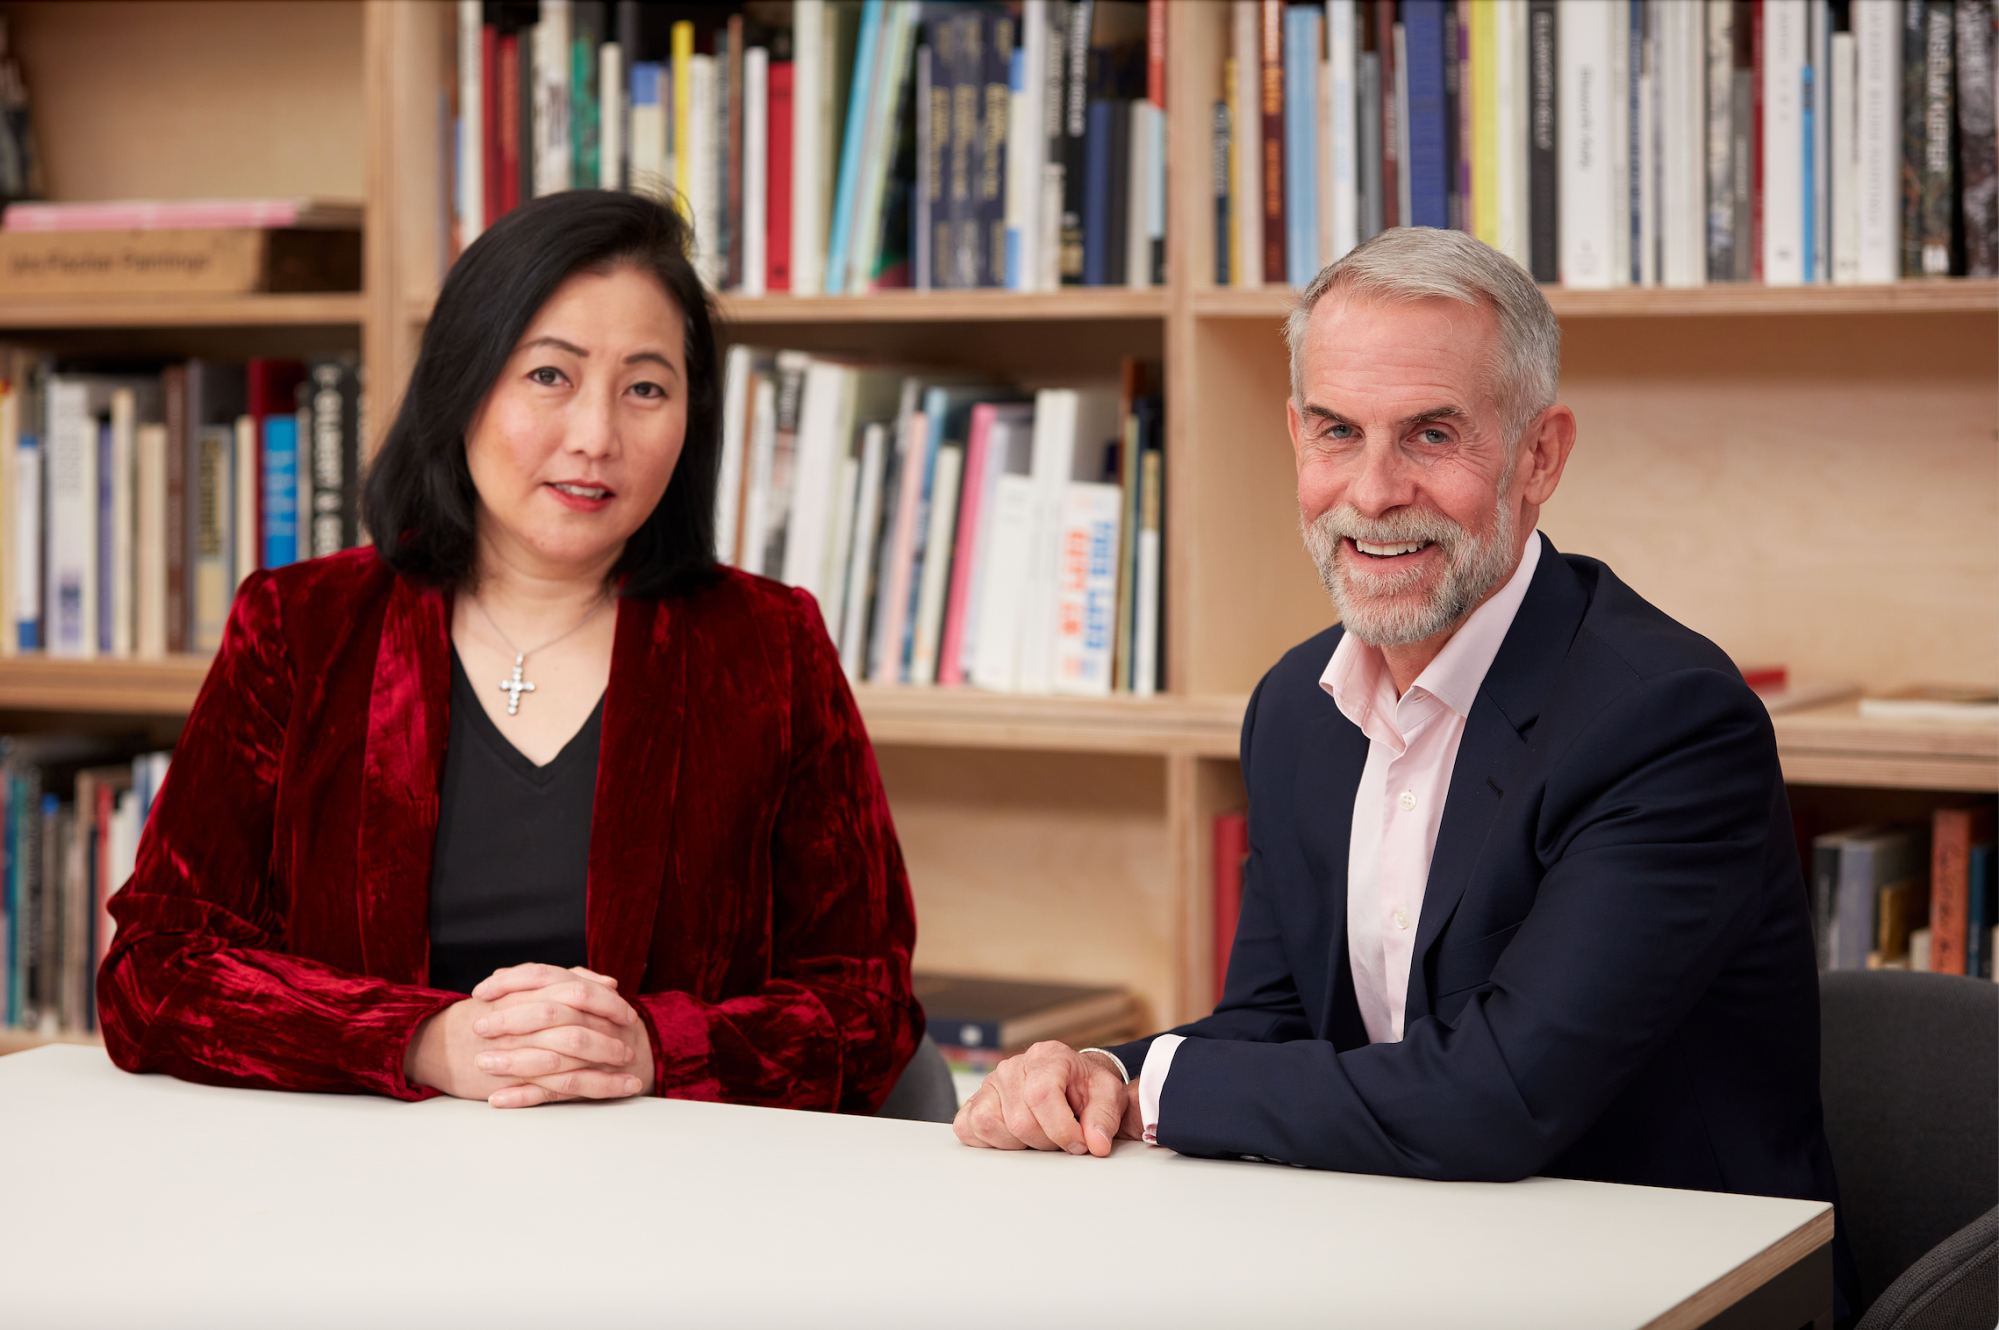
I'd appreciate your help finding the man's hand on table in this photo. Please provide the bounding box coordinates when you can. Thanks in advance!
[953,1043,1146,1156]
[404,964,656,1108]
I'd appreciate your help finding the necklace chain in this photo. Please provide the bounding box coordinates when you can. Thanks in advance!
[471,589,612,665]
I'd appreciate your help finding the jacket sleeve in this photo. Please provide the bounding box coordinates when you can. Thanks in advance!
[96,571,460,1099]
[632,587,921,1114]
[1103,671,1316,1077]
[1154,664,1781,1179]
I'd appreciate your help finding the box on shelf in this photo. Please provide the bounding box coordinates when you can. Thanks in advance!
[0,228,362,297]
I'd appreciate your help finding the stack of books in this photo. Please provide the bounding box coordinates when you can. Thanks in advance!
[452,0,1168,293]
[718,353,1165,696]
[0,350,366,658]
[0,737,170,1039]
[914,972,1140,1104]
[1216,0,1999,289]
[1810,807,1998,978]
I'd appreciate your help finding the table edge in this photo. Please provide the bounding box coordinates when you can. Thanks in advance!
[1636,1204,1835,1330]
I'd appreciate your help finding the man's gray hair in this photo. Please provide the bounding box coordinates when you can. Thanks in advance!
[1284,227,1561,439]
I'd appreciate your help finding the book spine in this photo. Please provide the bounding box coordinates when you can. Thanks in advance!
[1283,6,1320,287]
[1812,0,1831,282]
[766,61,794,292]
[1233,3,1263,285]
[1763,0,1807,285]
[1379,0,1401,227]
[1061,0,1094,286]
[534,0,571,197]
[1559,0,1615,286]
[840,422,890,677]
[1471,0,1500,248]
[43,380,94,660]
[978,14,1013,290]
[459,0,485,241]
[1706,0,1735,280]
[135,422,167,657]
[97,418,113,655]
[948,15,980,288]
[109,392,134,658]
[160,365,185,653]
[570,1,602,191]
[499,33,522,216]
[1005,38,1034,288]
[1132,436,1162,698]
[1359,50,1383,240]
[1854,1,1900,282]
[1445,0,1464,234]
[1105,100,1131,285]
[742,45,768,296]
[1528,0,1560,281]
[1084,101,1113,284]
[1957,0,1998,276]
[483,19,502,220]
[724,14,744,288]
[1832,31,1860,282]
[1260,0,1287,285]
[232,414,257,589]
[1916,0,1956,275]
[825,1,881,295]
[600,39,624,190]
[909,444,964,685]
[1216,67,1234,284]
[915,41,936,290]
[1213,811,1248,1004]
[791,2,824,294]
[1329,0,1360,262]
[192,426,230,652]
[1404,0,1450,229]
[1751,0,1764,282]
[1049,480,1121,697]
[1149,0,1167,107]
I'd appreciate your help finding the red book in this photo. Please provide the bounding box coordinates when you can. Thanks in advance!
[766,60,794,292]
[1930,807,1996,975]
[481,21,502,226]
[1259,0,1285,285]
[1213,811,1249,1005]
[938,402,1021,686]
[245,359,306,571]
[1376,0,1399,229]
[1147,0,1167,110]
[498,32,522,216]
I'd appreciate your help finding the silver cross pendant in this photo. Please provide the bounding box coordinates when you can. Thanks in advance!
[498,653,536,715]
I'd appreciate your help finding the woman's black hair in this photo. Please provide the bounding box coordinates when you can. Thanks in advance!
[362,189,721,599]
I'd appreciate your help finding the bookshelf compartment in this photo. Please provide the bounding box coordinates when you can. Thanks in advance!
[876,745,1176,1030]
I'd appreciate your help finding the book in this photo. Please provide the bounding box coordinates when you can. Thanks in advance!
[133,421,167,657]
[1558,0,1616,287]
[570,1,603,192]
[1403,0,1450,231]
[825,0,886,296]
[1006,4,1048,290]
[1929,807,1996,975]
[1762,0,1807,285]
[1858,685,1999,721]
[1059,0,1095,286]
[1232,2,1262,285]
[1817,826,1924,971]
[741,45,768,297]
[940,402,1012,687]
[912,972,1136,1053]
[721,13,744,290]
[105,391,133,657]
[1327,0,1360,264]
[1050,478,1121,696]
[908,444,964,684]
[1284,3,1321,289]
[1914,0,1955,276]
[1831,31,1860,283]
[1214,70,1234,285]
[1214,811,1249,1004]
[1957,0,1997,277]
[260,414,299,571]
[1855,0,1902,283]
[301,355,360,560]
[1967,842,1997,979]
[766,58,794,292]
[533,0,572,197]
[839,420,891,675]
[977,11,1015,290]
[1469,0,1499,253]
[191,423,233,653]
[1258,0,1286,283]
[968,415,1041,692]
[1131,416,1162,698]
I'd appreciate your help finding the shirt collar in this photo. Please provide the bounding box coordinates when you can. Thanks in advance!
[1321,530,1545,732]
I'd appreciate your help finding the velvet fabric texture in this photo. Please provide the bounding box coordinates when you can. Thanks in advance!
[98,549,921,1113]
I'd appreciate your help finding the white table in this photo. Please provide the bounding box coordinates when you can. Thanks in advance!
[0,1045,1831,1329]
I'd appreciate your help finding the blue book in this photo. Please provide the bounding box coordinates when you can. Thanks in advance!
[96,419,113,653]
[1401,0,1450,230]
[1800,64,1816,284]
[14,435,38,651]
[1968,843,1996,979]
[1083,100,1114,285]
[824,0,885,294]
[1284,6,1321,288]
[262,414,298,570]
[1004,45,1026,290]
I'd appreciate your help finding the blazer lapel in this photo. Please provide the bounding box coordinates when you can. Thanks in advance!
[586,594,687,994]
[1404,542,1591,1022]
[356,575,452,986]
[1291,662,1373,1048]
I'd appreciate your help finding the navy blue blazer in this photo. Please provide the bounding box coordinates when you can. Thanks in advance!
[1106,542,1842,1213]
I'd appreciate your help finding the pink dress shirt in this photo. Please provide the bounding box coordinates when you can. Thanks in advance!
[1134,533,1545,1144]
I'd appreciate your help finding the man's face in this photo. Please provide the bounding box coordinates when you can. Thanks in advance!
[1287,295,1532,649]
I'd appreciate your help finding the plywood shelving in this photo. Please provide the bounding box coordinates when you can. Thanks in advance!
[0,0,1992,1045]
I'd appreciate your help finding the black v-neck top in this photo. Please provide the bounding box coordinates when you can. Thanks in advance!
[426,648,604,995]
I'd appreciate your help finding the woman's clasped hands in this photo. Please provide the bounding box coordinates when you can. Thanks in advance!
[404,963,656,1108]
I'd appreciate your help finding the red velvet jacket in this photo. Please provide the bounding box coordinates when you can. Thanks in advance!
[98,548,921,1112]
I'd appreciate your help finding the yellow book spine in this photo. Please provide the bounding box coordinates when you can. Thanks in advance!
[671,20,694,217]
[1223,57,1237,286]
[1471,0,1500,247]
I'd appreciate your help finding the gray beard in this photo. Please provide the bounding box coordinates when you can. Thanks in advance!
[1301,491,1519,648]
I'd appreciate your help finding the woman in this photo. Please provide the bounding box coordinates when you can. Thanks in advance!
[98,190,921,1112]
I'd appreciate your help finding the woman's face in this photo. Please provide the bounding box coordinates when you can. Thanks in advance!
[463,264,689,580]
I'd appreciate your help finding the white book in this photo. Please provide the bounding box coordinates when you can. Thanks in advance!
[969,472,1037,692]
[1127,100,1155,288]
[1132,449,1162,698]
[781,360,854,606]
[1145,97,1167,287]
[1050,480,1121,698]
[109,389,135,658]
[1008,2,1049,290]
[533,2,572,197]
[599,41,625,190]
[688,55,720,287]
[134,422,168,659]
[716,343,756,564]
[822,454,862,652]
[907,445,963,686]
[1559,0,1617,288]
[1232,0,1263,287]
[458,0,484,239]
[1018,387,1118,695]
[1491,0,1523,266]
[233,414,257,593]
[1810,0,1830,282]
[740,374,780,579]
[1761,0,1807,285]
[1037,17,1067,293]
[793,0,825,295]
[742,46,769,296]
[1659,0,1706,287]
[43,379,95,659]
[1636,21,1657,287]
[1326,0,1359,262]
[838,421,890,677]
[0,381,14,657]
[14,439,40,651]
[1831,33,1859,283]
[846,6,919,295]
[952,407,1032,682]
[1853,0,1901,284]
[630,63,668,197]
[1393,23,1413,228]
[1608,0,1632,287]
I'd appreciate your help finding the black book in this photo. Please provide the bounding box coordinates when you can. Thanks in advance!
[1443,2,1461,234]
[302,355,363,556]
[1528,0,1558,282]
[572,1,604,190]
[1059,0,1094,285]
[1958,0,1998,276]
[1104,97,1132,285]
[1915,0,1956,275]
[914,42,938,289]
[1900,0,1927,276]
[1212,94,1231,283]
[978,10,1015,288]
[942,12,978,288]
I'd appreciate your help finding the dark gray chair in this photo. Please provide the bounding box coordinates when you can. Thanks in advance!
[874,1033,958,1123]
[1819,970,1998,1330]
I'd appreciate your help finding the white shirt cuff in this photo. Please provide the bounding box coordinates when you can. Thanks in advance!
[1137,1034,1185,1146]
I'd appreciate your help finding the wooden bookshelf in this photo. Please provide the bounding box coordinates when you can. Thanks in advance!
[0,1028,99,1059]
[0,0,1992,1034]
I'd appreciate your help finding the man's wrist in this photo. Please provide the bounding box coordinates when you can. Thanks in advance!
[1078,1047,1130,1083]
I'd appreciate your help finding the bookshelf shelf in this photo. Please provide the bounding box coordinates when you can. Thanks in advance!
[0,293,368,332]
[0,655,211,716]
[1188,278,1999,321]
[0,1029,100,1059]
[1774,703,1999,793]
[405,286,1171,327]
[855,686,1241,756]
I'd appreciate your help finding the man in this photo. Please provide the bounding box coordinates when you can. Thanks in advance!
[954,229,1846,1300]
